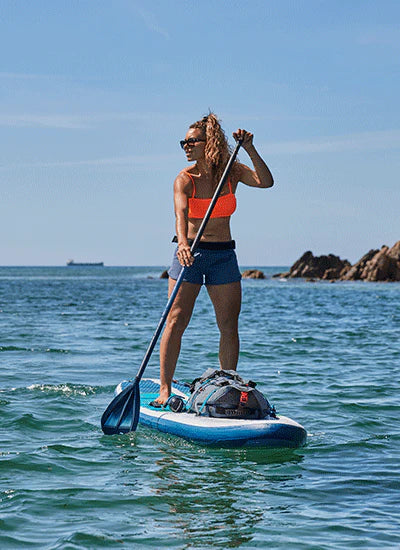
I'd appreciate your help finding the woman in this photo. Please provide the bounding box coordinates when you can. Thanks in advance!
[154,113,274,405]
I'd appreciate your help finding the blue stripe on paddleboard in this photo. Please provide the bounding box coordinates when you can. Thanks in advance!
[139,409,306,448]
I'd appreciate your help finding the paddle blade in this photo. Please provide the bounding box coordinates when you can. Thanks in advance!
[101,380,141,435]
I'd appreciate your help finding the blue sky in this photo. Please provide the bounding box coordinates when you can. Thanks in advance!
[1,0,399,266]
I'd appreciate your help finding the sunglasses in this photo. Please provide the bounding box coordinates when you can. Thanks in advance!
[180,138,206,149]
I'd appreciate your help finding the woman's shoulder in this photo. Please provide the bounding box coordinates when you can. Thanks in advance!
[178,165,196,178]
[174,167,196,193]
[176,167,196,184]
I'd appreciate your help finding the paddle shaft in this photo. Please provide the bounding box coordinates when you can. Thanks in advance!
[134,139,243,384]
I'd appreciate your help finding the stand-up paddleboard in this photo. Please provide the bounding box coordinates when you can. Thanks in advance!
[115,379,307,448]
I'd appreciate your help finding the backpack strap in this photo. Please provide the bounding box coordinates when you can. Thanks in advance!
[197,388,220,416]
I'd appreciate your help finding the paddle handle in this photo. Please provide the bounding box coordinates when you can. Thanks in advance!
[134,139,243,383]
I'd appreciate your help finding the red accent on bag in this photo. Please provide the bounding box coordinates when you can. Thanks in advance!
[240,391,249,404]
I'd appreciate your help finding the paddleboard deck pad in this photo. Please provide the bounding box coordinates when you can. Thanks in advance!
[116,379,306,448]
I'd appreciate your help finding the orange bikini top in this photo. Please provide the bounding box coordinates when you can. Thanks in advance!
[185,172,237,219]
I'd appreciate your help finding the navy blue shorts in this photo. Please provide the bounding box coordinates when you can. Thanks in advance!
[168,247,242,286]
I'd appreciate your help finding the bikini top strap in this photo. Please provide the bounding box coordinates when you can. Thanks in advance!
[183,171,196,198]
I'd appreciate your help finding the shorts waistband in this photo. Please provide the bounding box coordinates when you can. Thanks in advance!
[172,236,236,250]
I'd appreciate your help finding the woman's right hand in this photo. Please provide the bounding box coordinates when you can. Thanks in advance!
[177,244,194,267]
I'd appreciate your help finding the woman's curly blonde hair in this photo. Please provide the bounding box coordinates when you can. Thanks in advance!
[190,113,237,182]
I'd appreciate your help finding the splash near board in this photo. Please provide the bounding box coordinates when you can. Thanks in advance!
[115,377,307,449]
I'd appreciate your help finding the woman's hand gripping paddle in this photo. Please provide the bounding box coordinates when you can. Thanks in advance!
[101,138,243,435]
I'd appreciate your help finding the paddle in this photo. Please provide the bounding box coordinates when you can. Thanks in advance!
[101,137,243,434]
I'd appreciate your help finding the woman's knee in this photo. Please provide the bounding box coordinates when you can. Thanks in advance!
[216,312,239,334]
[166,307,192,335]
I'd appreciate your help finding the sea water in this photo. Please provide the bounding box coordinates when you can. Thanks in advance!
[0,266,399,549]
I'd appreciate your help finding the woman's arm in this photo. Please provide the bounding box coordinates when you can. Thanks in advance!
[233,129,274,188]
[173,173,195,266]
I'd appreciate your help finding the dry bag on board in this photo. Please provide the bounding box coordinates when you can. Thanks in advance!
[186,368,275,419]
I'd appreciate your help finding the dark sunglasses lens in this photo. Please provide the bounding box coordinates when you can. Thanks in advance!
[180,138,204,149]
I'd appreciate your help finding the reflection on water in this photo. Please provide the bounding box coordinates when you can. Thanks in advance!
[116,430,305,548]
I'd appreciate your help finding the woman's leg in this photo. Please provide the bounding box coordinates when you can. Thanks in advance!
[157,278,201,403]
[206,281,241,371]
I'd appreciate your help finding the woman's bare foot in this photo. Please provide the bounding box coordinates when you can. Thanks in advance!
[152,385,170,406]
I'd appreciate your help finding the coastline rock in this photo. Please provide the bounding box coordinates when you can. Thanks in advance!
[342,241,400,281]
[273,240,400,282]
[340,249,379,281]
[242,269,266,279]
[273,251,350,280]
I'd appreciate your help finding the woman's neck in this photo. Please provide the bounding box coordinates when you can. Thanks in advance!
[195,158,213,179]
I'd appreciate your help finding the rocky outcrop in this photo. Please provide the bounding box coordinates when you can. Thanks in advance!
[242,269,266,279]
[274,251,350,280]
[341,241,400,281]
[339,249,379,281]
[273,240,400,282]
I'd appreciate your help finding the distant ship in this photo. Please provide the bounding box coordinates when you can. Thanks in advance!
[66,260,104,267]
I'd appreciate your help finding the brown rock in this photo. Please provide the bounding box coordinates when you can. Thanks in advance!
[388,240,400,261]
[363,245,400,281]
[242,269,266,279]
[274,251,350,280]
[272,271,290,278]
[389,250,400,279]
[362,246,390,281]
[322,268,341,280]
[339,264,351,278]
[340,240,400,282]
[341,249,379,281]
[273,240,400,283]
